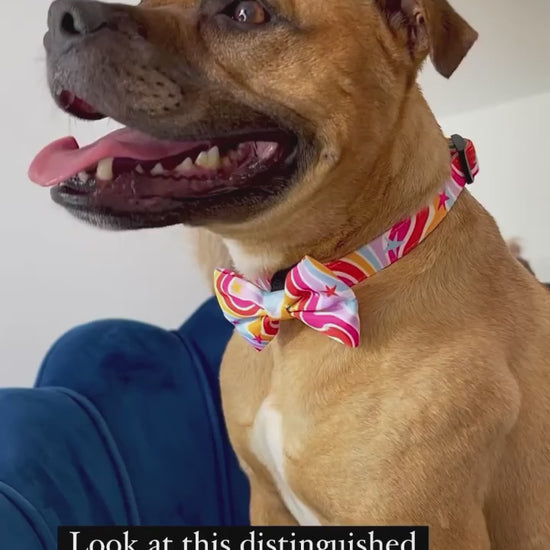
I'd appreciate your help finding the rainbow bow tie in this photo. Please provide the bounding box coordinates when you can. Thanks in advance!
[214,256,360,351]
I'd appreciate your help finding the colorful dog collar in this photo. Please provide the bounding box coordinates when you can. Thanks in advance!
[214,136,479,351]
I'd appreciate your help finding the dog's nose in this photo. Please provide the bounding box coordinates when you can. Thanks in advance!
[47,0,116,46]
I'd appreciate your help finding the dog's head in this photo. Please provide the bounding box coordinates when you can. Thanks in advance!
[30,0,477,232]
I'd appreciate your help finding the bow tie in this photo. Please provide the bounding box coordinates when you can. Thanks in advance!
[214,256,360,351]
[214,135,479,351]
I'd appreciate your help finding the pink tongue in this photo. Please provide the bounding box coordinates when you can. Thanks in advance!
[29,127,204,187]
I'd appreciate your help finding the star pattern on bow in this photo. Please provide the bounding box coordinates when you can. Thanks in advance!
[324,285,338,297]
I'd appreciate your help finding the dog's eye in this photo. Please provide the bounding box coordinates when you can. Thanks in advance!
[230,1,269,25]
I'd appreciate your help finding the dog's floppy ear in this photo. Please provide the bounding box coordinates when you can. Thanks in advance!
[377,0,478,78]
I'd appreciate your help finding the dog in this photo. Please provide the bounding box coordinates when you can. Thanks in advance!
[30,0,550,547]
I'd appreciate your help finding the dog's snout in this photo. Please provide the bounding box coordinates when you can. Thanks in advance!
[62,7,105,36]
[49,0,109,36]
[47,0,127,49]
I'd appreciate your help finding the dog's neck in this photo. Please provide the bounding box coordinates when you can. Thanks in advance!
[221,88,451,282]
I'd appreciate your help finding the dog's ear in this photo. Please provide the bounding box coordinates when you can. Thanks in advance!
[376,0,478,78]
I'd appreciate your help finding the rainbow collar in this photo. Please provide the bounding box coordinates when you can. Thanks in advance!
[214,135,479,351]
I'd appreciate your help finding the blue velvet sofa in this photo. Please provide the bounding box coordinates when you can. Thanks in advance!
[0,298,250,548]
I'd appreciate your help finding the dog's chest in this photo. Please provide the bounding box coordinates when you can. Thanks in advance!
[250,399,320,526]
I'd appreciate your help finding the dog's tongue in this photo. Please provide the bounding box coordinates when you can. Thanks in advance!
[29,127,200,187]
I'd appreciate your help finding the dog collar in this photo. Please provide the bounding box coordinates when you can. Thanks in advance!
[214,135,479,351]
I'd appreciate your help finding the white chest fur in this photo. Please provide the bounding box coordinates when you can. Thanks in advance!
[223,239,282,283]
[250,399,321,526]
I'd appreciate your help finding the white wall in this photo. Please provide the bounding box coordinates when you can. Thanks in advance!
[0,1,548,387]
[438,92,550,282]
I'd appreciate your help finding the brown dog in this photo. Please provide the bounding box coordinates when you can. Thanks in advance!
[31,0,550,547]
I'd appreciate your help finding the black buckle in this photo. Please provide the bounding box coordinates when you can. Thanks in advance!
[451,134,474,185]
[270,266,293,292]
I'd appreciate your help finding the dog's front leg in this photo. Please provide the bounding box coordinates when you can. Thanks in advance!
[287,352,521,546]
[316,478,493,549]
[428,514,492,550]
[248,471,298,526]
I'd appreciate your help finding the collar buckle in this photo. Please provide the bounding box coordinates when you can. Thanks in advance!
[270,266,294,292]
[451,134,474,185]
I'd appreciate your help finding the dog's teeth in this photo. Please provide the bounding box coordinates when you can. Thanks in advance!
[135,164,145,174]
[78,171,89,183]
[195,148,222,169]
[96,158,114,181]
[151,163,165,176]
[175,157,194,174]
[207,146,221,169]
[195,151,211,169]
[222,157,232,169]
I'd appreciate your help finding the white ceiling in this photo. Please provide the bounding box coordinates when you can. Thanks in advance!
[419,0,550,117]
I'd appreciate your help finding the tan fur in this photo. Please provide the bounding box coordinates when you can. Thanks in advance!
[190,229,233,292]
[143,0,550,545]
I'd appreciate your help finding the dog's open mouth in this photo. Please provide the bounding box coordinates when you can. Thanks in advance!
[29,91,299,226]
